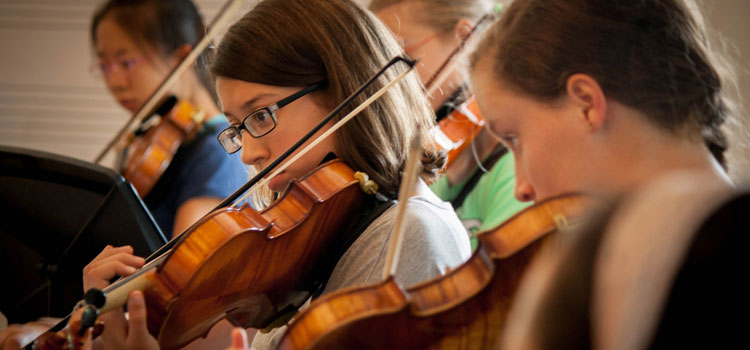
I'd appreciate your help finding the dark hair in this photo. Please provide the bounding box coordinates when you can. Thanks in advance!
[211,0,442,199]
[472,0,732,168]
[90,0,214,97]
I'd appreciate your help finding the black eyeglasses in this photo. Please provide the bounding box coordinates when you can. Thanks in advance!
[217,82,324,154]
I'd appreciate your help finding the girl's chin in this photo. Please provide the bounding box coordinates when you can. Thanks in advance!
[268,172,290,193]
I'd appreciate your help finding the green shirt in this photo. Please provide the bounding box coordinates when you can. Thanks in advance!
[430,151,530,250]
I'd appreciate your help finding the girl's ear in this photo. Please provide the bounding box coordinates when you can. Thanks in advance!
[453,18,473,42]
[565,73,608,132]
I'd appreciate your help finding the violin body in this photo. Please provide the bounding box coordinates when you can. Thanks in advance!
[137,159,367,350]
[122,96,205,197]
[278,194,595,350]
[430,96,484,167]
[31,160,367,350]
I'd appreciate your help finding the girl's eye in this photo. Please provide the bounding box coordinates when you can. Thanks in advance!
[123,60,135,69]
[255,111,270,122]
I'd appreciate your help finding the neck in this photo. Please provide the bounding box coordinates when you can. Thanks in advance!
[595,112,732,198]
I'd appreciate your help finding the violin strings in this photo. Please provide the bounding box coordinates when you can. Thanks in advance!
[103,254,166,293]
[231,66,416,208]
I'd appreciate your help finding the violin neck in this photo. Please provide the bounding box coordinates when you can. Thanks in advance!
[99,273,152,314]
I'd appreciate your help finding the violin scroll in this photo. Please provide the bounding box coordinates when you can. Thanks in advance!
[430,96,485,167]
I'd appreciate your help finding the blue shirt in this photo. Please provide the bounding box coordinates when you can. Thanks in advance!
[143,115,247,234]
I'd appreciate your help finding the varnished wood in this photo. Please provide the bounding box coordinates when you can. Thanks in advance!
[278,194,596,350]
[129,160,368,350]
[122,97,203,197]
[32,160,367,350]
[431,97,484,167]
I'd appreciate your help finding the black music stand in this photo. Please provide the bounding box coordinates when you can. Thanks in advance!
[0,146,167,324]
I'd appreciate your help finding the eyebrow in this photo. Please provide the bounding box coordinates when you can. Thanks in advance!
[223,93,274,118]
[96,48,130,58]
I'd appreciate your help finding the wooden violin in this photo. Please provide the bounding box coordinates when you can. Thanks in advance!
[120,95,205,197]
[27,159,371,350]
[429,96,484,167]
[278,193,598,350]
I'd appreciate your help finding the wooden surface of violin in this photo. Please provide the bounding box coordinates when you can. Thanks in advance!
[140,159,367,350]
[430,96,484,167]
[121,95,205,197]
[278,194,596,350]
[27,159,368,350]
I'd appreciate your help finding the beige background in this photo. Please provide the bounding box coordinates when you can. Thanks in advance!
[0,0,747,181]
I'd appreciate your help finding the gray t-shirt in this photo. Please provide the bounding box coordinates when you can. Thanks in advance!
[252,180,471,349]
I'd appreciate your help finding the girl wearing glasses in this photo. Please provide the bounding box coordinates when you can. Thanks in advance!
[91,0,247,236]
[371,0,529,250]
[80,0,471,349]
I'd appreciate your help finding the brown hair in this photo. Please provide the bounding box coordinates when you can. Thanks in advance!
[472,0,733,168]
[211,0,442,199]
[90,0,214,97]
[369,0,496,34]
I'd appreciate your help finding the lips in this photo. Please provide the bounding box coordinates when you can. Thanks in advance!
[118,99,137,112]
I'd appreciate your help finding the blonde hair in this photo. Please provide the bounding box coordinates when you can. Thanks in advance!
[369,0,496,33]
[212,0,442,207]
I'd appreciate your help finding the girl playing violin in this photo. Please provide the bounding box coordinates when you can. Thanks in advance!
[91,0,248,236]
[370,0,530,249]
[82,0,471,349]
[468,0,737,346]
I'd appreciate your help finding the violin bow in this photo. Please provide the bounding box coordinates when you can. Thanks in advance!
[93,0,245,164]
[226,57,419,209]
[383,132,424,280]
[146,55,417,260]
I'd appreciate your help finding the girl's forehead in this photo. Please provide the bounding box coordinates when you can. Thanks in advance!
[96,20,138,51]
[96,17,163,59]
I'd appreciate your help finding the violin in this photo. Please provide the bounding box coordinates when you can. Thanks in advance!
[430,96,484,166]
[120,95,206,197]
[277,193,597,349]
[28,159,371,350]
